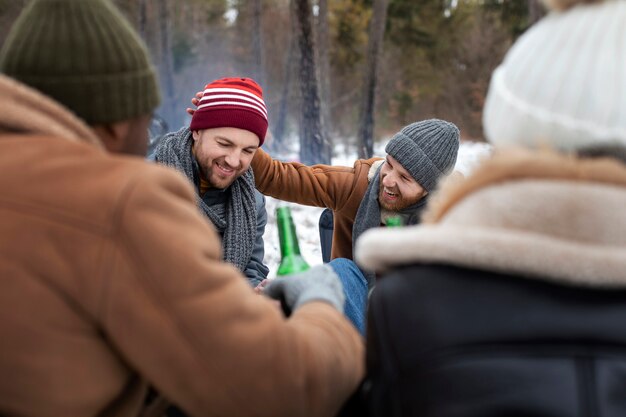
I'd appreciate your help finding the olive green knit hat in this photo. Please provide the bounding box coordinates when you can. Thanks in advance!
[0,0,160,125]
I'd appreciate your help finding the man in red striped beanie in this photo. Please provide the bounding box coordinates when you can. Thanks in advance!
[154,77,270,288]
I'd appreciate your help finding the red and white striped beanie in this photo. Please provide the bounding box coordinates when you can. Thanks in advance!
[190,77,268,145]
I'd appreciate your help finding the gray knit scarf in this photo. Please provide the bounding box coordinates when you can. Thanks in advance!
[154,127,257,272]
[353,165,428,287]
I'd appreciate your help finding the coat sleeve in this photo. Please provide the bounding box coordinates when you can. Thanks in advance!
[251,148,358,210]
[99,166,364,417]
[243,191,270,286]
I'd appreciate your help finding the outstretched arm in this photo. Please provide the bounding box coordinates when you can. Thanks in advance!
[102,165,364,417]
[251,148,358,210]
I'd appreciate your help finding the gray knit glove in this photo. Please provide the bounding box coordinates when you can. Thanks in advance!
[264,265,345,315]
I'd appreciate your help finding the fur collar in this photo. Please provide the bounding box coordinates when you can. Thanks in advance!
[356,148,626,287]
[0,75,102,148]
[368,159,384,182]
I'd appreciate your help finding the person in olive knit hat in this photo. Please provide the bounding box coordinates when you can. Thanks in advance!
[249,118,461,334]
[0,1,365,417]
[0,0,160,148]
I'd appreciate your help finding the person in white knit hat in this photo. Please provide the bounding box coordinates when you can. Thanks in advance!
[354,1,626,415]
[358,0,626,288]
[483,0,625,153]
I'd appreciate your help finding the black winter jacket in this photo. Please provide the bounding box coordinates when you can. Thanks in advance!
[354,150,626,417]
[365,264,626,417]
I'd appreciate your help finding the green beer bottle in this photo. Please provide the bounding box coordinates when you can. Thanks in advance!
[276,206,311,276]
[386,215,404,227]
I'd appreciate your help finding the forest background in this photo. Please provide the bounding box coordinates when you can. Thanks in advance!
[0,0,546,163]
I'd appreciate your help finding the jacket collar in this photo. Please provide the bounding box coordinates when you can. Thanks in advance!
[356,148,626,287]
[0,74,102,149]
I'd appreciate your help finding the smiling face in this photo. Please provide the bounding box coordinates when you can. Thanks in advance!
[378,155,427,211]
[191,127,259,189]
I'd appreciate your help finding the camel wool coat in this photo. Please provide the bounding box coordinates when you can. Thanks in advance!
[0,75,364,417]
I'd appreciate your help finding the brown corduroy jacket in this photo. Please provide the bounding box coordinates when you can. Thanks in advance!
[251,148,382,260]
[0,75,364,417]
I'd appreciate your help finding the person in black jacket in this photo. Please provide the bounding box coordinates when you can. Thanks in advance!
[354,0,626,415]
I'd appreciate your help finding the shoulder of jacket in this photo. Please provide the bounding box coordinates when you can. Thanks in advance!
[95,156,198,217]
[127,158,195,196]
[353,157,384,181]
[355,157,384,168]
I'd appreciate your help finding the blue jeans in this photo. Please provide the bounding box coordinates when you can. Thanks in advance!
[329,258,369,336]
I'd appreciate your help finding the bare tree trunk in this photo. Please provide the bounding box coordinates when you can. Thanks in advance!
[273,35,296,147]
[293,0,330,165]
[528,0,546,25]
[357,0,389,159]
[316,0,331,135]
[158,0,176,129]
[252,0,264,85]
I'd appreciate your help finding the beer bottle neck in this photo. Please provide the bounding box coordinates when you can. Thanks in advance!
[277,214,302,257]
[385,215,404,227]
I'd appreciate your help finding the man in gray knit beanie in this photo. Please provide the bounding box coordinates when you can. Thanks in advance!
[250,118,460,334]
[385,119,460,197]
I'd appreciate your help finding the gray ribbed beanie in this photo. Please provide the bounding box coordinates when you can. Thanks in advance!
[0,0,160,125]
[385,119,460,192]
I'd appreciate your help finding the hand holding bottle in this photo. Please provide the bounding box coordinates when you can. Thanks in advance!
[264,206,344,315]
[264,265,345,315]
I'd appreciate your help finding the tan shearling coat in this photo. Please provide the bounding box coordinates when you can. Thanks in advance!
[0,75,364,417]
[251,148,382,260]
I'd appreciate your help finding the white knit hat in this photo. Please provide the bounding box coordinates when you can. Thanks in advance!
[483,0,626,151]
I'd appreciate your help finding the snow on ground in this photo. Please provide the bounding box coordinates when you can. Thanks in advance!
[263,139,492,278]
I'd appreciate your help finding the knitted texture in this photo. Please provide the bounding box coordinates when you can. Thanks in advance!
[265,265,345,313]
[154,127,257,273]
[483,1,626,151]
[385,119,460,192]
[190,77,268,145]
[0,0,160,125]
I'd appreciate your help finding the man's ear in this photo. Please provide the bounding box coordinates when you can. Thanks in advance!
[192,130,200,141]
[92,121,132,153]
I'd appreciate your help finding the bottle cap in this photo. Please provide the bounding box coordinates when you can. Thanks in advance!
[386,216,404,227]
